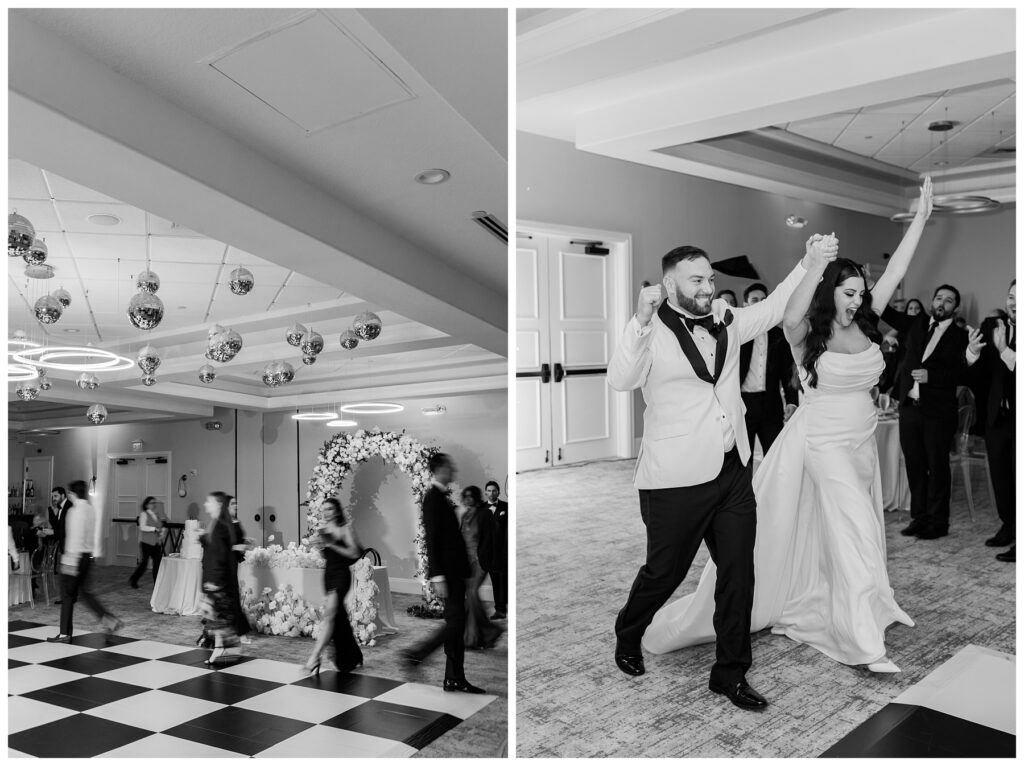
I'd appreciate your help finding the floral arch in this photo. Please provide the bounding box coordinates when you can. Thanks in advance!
[305,428,440,606]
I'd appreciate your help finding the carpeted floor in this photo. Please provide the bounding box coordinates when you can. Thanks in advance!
[8,565,507,758]
[516,458,1015,758]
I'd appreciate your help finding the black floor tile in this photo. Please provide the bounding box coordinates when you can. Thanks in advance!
[8,713,151,758]
[7,620,44,632]
[21,676,150,712]
[162,671,282,705]
[164,707,312,756]
[10,658,29,669]
[70,632,139,648]
[292,670,405,697]
[42,649,149,676]
[158,648,257,668]
[9,633,40,649]
[822,703,1016,758]
[322,699,456,746]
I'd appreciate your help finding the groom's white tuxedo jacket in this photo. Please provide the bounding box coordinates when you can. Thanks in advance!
[608,263,806,490]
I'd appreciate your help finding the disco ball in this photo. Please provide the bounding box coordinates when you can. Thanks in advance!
[208,324,225,338]
[198,364,216,384]
[137,344,161,375]
[339,329,359,350]
[34,295,63,324]
[352,311,382,341]
[222,329,243,355]
[261,360,295,387]
[204,348,215,361]
[23,238,48,266]
[86,404,108,425]
[76,373,99,391]
[15,381,39,401]
[9,212,35,257]
[127,291,164,330]
[37,370,52,391]
[229,267,254,296]
[136,270,161,294]
[285,322,307,347]
[300,330,324,356]
[52,288,72,308]
[141,375,157,387]
[301,354,317,366]
[206,338,234,363]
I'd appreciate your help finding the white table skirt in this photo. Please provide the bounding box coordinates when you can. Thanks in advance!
[150,555,203,616]
[876,417,911,512]
[9,551,32,606]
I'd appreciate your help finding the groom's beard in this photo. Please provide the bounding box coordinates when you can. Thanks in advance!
[675,289,713,316]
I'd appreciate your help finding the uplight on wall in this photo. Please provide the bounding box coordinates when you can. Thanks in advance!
[88,476,97,496]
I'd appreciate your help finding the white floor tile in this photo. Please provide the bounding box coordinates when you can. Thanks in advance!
[894,644,1015,735]
[233,684,367,723]
[376,682,497,719]
[98,640,188,659]
[8,664,89,695]
[101,733,248,758]
[216,658,305,684]
[87,689,227,731]
[254,725,417,758]
[8,747,33,758]
[92,659,211,689]
[9,641,96,664]
[8,696,77,733]
[10,626,64,640]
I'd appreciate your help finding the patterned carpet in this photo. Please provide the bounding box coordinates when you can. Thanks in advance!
[516,458,1015,758]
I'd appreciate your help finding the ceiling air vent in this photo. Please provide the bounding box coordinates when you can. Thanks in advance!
[471,211,508,244]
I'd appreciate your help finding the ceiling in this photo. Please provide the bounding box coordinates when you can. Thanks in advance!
[518,8,1015,217]
[9,9,507,431]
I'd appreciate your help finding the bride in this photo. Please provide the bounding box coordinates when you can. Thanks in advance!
[644,178,934,674]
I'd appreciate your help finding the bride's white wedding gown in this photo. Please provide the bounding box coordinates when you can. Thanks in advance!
[643,344,913,666]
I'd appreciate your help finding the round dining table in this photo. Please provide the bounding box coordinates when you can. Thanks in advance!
[150,554,203,616]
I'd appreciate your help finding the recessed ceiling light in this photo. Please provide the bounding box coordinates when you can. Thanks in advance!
[864,135,873,140]
[933,160,949,166]
[415,168,450,185]
[63,328,81,333]
[785,215,808,229]
[86,214,121,226]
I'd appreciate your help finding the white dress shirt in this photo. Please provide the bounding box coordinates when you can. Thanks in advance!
[740,332,768,393]
[909,317,953,400]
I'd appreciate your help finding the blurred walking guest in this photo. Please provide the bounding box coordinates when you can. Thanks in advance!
[716,289,737,307]
[47,480,122,642]
[404,453,485,693]
[129,496,167,589]
[484,480,508,620]
[461,486,502,648]
[227,497,254,644]
[200,492,242,663]
[966,279,1016,562]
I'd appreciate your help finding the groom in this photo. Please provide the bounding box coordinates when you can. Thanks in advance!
[607,239,835,710]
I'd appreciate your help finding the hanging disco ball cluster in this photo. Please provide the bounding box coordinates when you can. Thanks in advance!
[86,404,108,425]
[261,360,295,387]
[16,380,39,401]
[205,324,243,363]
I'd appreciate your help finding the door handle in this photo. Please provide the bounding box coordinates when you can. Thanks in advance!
[540,363,551,383]
[558,447,562,461]
[553,363,565,383]
[254,514,261,522]
[269,514,276,523]
[545,450,550,463]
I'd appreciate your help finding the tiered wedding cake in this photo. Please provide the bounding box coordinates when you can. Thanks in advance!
[181,519,203,559]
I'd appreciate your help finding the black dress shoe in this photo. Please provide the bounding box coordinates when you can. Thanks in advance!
[46,635,71,643]
[985,528,1015,547]
[615,653,645,676]
[709,679,768,710]
[916,526,948,540]
[444,679,486,694]
[900,520,925,536]
[996,546,1016,563]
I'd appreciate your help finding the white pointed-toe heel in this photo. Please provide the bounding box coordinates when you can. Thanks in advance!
[866,657,901,673]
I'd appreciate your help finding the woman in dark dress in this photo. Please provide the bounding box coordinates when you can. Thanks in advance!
[460,486,502,649]
[302,498,363,675]
[201,491,241,664]
[226,496,253,644]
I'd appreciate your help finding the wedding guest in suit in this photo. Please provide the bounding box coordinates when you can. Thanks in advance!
[200,491,242,664]
[966,280,1016,562]
[739,282,799,454]
[47,480,122,642]
[48,487,71,590]
[404,453,485,693]
[607,235,831,708]
[302,498,364,675]
[883,285,968,540]
[483,480,508,620]
[129,496,167,589]
[460,486,502,649]
[716,289,737,307]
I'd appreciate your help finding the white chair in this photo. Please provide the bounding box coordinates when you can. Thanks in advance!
[950,391,996,522]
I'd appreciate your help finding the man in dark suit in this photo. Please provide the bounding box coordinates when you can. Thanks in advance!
[739,283,799,455]
[404,453,485,693]
[483,480,508,620]
[883,284,968,540]
[966,280,1016,562]
[48,487,71,595]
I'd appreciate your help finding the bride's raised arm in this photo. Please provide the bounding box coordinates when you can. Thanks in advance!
[782,233,837,347]
[870,177,933,311]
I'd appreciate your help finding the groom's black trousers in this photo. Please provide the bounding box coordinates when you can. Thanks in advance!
[615,447,756,687]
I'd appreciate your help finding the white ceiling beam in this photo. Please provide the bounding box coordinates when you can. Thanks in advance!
[8,14,506,356]
[8,386,215,417]
[11,412,180,431]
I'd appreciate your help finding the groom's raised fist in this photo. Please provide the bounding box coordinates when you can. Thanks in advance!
[637,284,663,325]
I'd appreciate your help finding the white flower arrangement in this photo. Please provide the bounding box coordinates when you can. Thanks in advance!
[346,557,379,646]
[244,542,325,570]
[241,584,324,639]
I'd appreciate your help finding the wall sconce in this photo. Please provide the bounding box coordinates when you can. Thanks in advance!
[178,474,188,498]
[88,476,97,496]
[131,438,144,452]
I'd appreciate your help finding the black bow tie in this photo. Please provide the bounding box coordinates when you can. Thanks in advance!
[683,314,721,336]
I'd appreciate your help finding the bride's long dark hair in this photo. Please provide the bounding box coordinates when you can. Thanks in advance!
[801,258,882,388]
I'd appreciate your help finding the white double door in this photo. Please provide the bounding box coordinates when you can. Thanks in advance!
[516,232,621,471]
[111,456,170,565]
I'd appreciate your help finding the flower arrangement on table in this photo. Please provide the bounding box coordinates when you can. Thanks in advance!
[244,542,324,570]
[347,557,380,645]
[241,584,325,639]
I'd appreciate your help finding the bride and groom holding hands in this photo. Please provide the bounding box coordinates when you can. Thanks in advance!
[609,179,935,710]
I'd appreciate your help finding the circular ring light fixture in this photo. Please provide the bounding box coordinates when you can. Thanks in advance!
[8,338,40,357]
[326,419,358,427]
[13,346,134,372]
[291,412,338,421]
[7,363,39,382]
[339,402,405,414]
